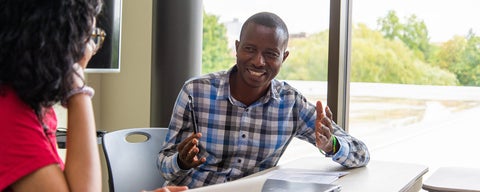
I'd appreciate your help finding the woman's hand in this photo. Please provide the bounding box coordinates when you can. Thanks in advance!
[78,37,96,69]
[71,40,95,89]
[143,186,189,192]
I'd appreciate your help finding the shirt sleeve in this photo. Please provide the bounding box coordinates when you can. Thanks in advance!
[294,94,370,168]
[0,90,62,190]
[330,122,370,168]
[157,86,194,184]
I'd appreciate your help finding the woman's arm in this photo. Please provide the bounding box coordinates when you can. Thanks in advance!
[11,41,101,192]
[11,88,101,192]
[63,41,102,192]
[63,88,101,191]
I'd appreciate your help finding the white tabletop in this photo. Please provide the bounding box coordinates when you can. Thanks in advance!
[422,167,480,192]
[187,156,428,192]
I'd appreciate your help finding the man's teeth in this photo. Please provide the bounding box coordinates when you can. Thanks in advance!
[249,70,264,76]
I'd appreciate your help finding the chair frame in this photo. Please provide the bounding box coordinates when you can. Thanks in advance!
[101,127,168,192]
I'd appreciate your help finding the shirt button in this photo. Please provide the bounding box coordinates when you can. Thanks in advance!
[237,159,242,163]
[241,134,246,138]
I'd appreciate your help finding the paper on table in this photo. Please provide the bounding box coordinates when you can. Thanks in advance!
[262,179,342,192]
[265,168,349,184]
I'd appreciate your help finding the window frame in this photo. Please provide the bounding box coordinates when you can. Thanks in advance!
[327,0,352,131]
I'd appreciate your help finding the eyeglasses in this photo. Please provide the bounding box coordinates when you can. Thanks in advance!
[90,27,106,53]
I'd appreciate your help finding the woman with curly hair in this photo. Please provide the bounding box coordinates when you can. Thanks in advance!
[0,0,104,191]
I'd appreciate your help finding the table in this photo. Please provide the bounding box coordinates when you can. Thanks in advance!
[422,167,480,192]
[187,156,428,192]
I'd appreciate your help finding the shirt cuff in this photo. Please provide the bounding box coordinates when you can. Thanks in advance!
[172,153,193,175]
[331,136,349,162]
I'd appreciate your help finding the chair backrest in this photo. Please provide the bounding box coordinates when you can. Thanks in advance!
[102,127,168,192]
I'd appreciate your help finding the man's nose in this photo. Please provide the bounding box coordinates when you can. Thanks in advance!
[252,52,266,67]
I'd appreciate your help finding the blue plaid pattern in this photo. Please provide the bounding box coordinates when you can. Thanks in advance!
[158,67,370,188]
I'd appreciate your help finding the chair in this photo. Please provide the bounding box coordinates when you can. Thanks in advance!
[102,127,168,192]
[56,128,106,148]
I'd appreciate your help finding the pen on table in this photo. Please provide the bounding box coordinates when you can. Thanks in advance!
[188,95,199,134]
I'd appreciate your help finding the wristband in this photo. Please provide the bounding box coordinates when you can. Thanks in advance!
[61,85,95,107]
[332,135,337,154]
[319,135,337,157]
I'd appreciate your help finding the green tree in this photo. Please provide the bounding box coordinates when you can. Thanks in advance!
[279,32,329,80]
[377,10,431,61]
[202,12,235,74]
[200,11,459,86]
[436,36,466,70]
[436,30,480,86]
[352,23,457,85]
[377,10,402,40]
[278,24,457,85]
[403,15,431,60]
[460,31,480,85]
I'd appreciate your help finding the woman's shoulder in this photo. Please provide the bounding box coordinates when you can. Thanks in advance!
[0,85,56,129]
[0,85,31,113]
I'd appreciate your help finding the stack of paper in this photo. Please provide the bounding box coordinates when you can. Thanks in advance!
[261,168,348,192]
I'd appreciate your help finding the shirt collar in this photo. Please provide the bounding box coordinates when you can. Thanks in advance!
[218,65,282,104]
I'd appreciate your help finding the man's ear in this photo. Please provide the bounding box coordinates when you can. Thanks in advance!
[282,50,290,62]
[235,40,240,52]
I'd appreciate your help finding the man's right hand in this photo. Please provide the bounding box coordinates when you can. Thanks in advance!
[177,133,206,170]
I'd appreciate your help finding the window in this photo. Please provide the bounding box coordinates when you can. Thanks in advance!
[202,0,331,103]
[202,0,334,163]
[202,0,480,167]
[351,0,480,167]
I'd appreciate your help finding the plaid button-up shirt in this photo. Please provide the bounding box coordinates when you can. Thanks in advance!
[158,66,370,188]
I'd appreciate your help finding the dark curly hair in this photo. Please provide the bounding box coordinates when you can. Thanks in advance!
[0,0,103,119]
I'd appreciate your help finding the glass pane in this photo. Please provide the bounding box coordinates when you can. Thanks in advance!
[202,0,331,163]
[202,0,330,103]
[351,0,480,168]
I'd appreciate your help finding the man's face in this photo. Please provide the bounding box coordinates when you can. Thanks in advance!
[235,22,289,90]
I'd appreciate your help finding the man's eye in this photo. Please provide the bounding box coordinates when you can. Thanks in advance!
[265,52,279,59]
[244,46,255,52]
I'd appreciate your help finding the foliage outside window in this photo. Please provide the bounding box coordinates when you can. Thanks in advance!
[202,11,480,86]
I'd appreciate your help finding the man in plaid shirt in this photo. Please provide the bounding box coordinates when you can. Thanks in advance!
[158,11,370,189]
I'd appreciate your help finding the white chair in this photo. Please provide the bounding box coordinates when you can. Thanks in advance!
[102,127,168,192]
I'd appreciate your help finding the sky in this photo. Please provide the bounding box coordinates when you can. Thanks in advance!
[203,0,480,43]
